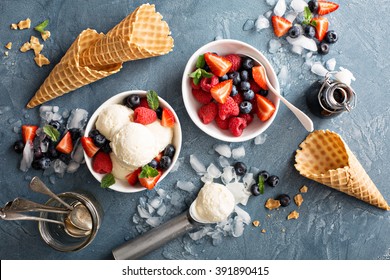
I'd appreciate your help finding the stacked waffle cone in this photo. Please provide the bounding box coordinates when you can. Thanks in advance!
[27,3,174,108]
[295,130,390,210]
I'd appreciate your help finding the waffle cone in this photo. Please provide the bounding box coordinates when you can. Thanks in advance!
[27,29,122,108]
[295,130,390,210]
[79,3,173,68]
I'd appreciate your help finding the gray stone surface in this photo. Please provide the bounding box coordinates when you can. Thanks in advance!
[0,0,389,260]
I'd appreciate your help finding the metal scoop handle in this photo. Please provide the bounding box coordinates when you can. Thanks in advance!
[0,209,65,226]
[4,198,70,214]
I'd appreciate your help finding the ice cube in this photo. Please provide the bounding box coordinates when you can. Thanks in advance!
[326,58,336,71]
[157,188,167,199]
[242,173,255,188]
[201,173,213,184]
[255,15,269,32]
[170,192,182,206]
[221,166,234,185]
[254,133,267,145]
[232,146,245,159]
[218,156,230,168]
[269,39,282,54]
[66,108,88,129]
[207,163,222,179]
[66,161,80,173]
[39,106,52,115]
[232,216,245,237]
[177,181,197,193]
[149,196,163,209]
[132,213,141,224]
[266,0,277,6]
[189,227,209,241]
[286,35,317,52]
[49,175,56,185]
[19,142,34,172]
[333,67,355,86]
[264,10,273,18]
[71,142,84,163]
[135,225,148,234]
[157,203,167,216]
[170,157,183,172]
[285,10,298,23]
[146,217,162,228]
[291,44,304,55]
[40,140,49,153]
[52,106,59,113]
[139,196,147,209]
[51,112,62,121]
[278,65,289,87]
[146,203,155,215]
[225,182,251,205]
[62,109,70,119]
[250,167,260,175]
[211,231,223,246]
[189,154,206,174]
[53,159,67,178]
[274,0,286,17]
[214,144,231,158]
[242,19,255,31]
[311,62,329,77]
[234,206,251,225]
[137,205,151,219]
[291,0,308,13]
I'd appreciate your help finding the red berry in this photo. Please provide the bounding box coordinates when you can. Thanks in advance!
[161,108,175,127]
[56,131,73,154]
[215,114,230,130]
[224,54,242,72]
[22,125,38,144]
[204,52,232,77]
[139,170,162,190]
[92,151,113,174]
[192,88,213,104]
[228,117,247,137]
[255,94,276,122]
[198,102,218,124]
[81,137,100,158]
[252,65,268,90]
[126,167,142,186]
[138,97,150,108]
[249,80,261,93]
[218,96,239,120]
[231,93,243,105]
[271,16,292,37]
[210,79,233,104]
[134,107,157,125]
[190,79,201,89]
[239,113,254,125]
[200,75,219,92]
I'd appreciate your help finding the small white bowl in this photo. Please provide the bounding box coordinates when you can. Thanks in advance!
[182,39,280,142]
[84,90,182,193]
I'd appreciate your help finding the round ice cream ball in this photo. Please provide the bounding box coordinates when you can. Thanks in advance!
[192,183,235,223]
[110,153,137,180]
[111,122,159,167]
[146,120,173,153]
[95,104,133,141]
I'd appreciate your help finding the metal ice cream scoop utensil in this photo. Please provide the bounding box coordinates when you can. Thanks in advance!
[0,209,65,226]
[2,198,70,214]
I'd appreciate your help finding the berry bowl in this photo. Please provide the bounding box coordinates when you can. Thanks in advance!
[84,90,182,193]
[182,39,280,142]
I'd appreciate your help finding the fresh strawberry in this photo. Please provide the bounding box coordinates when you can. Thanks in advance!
[249,80,262,93]
[190,78,201,89]
[271,16,292,37]
[239,113,254,125]
[255,95,276,122]
[134,107,157,125]
[92,151,113,174]
[139,170,162,190]
[200,75,219,92]
[215,114,230,130]
[231,93,243,105]
[56,131,73,154]
[317,1,339,15]
[126,167,142,186]
[154,152,163,163]
[224,54,241,72]
[252,65,268,90]
[218,97,239,120]
[198,102,218,124]
[161,108,175,127]
[138,97,150,108]
[204,52,232,77]
[228,117,247,137]
[192,88,213,104]
[21,125,38,143]
[81,136,100,158]
[210,79,233,104]
[313,17,329,41]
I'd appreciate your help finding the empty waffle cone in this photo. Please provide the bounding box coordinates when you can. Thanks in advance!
[79,3,173,68]
[295,130,390,210]
[27,29,122,108]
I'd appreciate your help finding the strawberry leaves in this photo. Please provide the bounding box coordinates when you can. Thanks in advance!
[139,165,159,178]
[189,55,213,85]
[303,6,317,27]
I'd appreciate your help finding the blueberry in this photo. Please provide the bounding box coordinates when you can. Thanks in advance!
[100,141,112,153]
[242,57,254,70]
[318,42,330,54]
[125,94,141,109]
[148,159,159,169]
[325,30,338,44]
[288,26,301,38]
[34,147,44,160]
[47,144,59,159]
[230,85,238,97]
[39,157,51,170]
[304,25,316,38]
[31,159,42,170]
[13,140,25,154]
[88,129,100,139]
[228,72,241,86]
[163,144,176,158]
[250,184,261,196]
[159,156,172,170]
[267,175,279,187]
[49,120,61,131]
[240,70,249,81]
[240,81,251,91]
[203,63,210,72]
[259,89,269,97]
[220,74,229,82]
[93,133,107,148]
[243,89,255,101]
[156,107,163,119]
[239,101,252,114]
[234,162,247,176]
[277,194,291,207]
[69,128,81,142]
[258,170,270,182]
[308,0,318,13]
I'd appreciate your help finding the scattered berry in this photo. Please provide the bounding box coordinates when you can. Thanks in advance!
[47,144,59,159]
[240,70,249,81]
[243,89,255,101]
[239,101,253,114]
[89,129,100,139]
[231,93,243,105]
[313,17,329,41]
[288,26,301,38]
[93,133,107,148]
[252,65,268,90]
[230,85,238,97]
[192,88,213,104]
[38,157,51,170]
[240,81,251,91]
[59,153,71,164]
[267,175,280,187]
[277,194,291,207]
[317,1,339,16]
[258,170,270,181]
[224,54,242,72]
[228,71,241,86]
[308,0,318,13]
[204,52,232,77]
[163,144,176,158]
[100,142,112,153]
[126,168,142,186]
[49,120,61,131]
[251,184,261,196]
[200,75,219,92]
[220,74,229,82]
[271,16,292,37]
[125,94,141,109]
[218,97,240,120]
[229,117,247,137]
[161,108,175,127]
[159,156,172,170]
[255,94,276,122]
[134,107,157,125]
[56,131,73,154]
[155,107,163,119]
[81,136,100,158]
[148,159,159,169]
[34,147,43,160]
[304,25,316,38]
[13,140,25,154]
[215,114,230,130]
[198,102,218,124]
[241,57,254,70]
[92,151,113,174]
[318,42,330,54]
[324,30,338,44]
[210,79,233,104]
[239,113,254,125]
[234,161,247,176]
[22,125,38,144]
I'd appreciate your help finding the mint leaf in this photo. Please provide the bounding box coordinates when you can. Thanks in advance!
[139,165,159,179]
[200,69,213,78]
[302,7,313,26]
[146,90,159,110]
[43,125,60,142]
[196,55,205,69]
[258,176,265,195]
[34,20,49,34]
[192,77,200,85]
[189,68,202,79]
[101,173,115,188]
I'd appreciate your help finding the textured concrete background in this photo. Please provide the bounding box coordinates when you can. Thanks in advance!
[0,0,389,260]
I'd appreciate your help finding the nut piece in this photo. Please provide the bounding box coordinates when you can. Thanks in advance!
[4,51,9,56]
[41,30,51,41]
[252,220,260,227]
[34,53,50,67]
[294,194,304,207]
[261,229,266,233]
[300,185,308,193]
[265,198,281,210]
[287,210,299,220]
[20,42,32,52]
[10,23,18,30]
[30,36,43,55]
[5,42,12,50]
[17,18,31,30]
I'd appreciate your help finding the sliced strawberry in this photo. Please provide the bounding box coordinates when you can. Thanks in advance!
[204,52,232,77]
[161,108,175,127]
[252,65,268,90]
[22,125,38,144]
[271,16,292,37]
[139,170,162,190]
[81,136,100,158]
[255,95,276,122]
[313,17,329,41]
[317,1,339,16]
[126,168,142,186]
[56,131,73,154]
[210,79,233,104]
[154,152,163,163]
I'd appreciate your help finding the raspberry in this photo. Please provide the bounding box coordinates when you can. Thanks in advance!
[218,97,239,120]
[250,98,259,114]
[249,80,261,93]
[200,75,219,92]
[134,107,157,125]
[138,97,150,108]
[192,88,213,104]
[228,117,247,137]
[239,113,254,125]
[215,114,230,130]
[92,151,113,174]
[231,93,243,105]
[224,54,242,72]
[198,102,218,124]
[190,79,201,89]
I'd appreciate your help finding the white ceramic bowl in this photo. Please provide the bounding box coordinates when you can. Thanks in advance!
[182,39,280,142]
[84,90,182,193]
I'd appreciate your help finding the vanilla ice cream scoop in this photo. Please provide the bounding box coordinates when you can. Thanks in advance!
[111,122,159,167]
[190,182,235,223]
[146,120,173,153]
[95,104,133,140]
[110,153,138,180]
